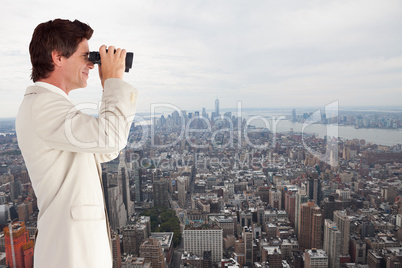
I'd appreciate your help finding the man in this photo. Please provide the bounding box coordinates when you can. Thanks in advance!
[16,19,137,267]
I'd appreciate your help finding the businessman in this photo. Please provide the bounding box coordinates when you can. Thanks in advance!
[16,19,137,267]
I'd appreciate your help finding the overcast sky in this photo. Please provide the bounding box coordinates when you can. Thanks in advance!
[0,0,401,118]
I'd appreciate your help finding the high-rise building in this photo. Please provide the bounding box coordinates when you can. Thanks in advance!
[150,232,174,265]
[324,219,341,268]
[139,237,166,268]
[133,158,142,204]
[243,226,253,265]
[122,224,137,255]
[333,210,350,256]
[263,247,283,268]
[210,215,235,238]
[257,186,270,203]
[295,184,308,238]
[108,184,127,232]
[153,179,169,208]
[307,176,322,206]
[111,230,122,268]
[322,194,344,221]
[202,107,207,118]
[122,216,151,256]
[215,98,220,117]
[304,249,328,268]
[17,203,29,223]
[118,151,134,218]
[349,236,367,265]
[177,176,188,208]
[299,200,322,250]
[183,223,223,263]
[292,109,296,122]
[3,221,34,268]
[269,188,282,210]
[285,188,297,227]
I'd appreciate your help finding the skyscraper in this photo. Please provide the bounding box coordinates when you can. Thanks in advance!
[243,226,253,265]
[307,176,322,206]
[269,187,282,210]
[139,237,166,268]
[133,157,142,204]
[118,151,134,219]
[295,183,308,238]
[183,223,223,263]
[333,210,350,256]
[108,182,127,232]
[324,219,341,268]
[285,188,297,227]
[202,107,207,118]
[215,98,219,117]
[292,109,296,122]
[299,200,322,250]
[153,179,169,208]
[122,216,151,256]
[177,176,188,208]
[3,221,34,268]
[304,249,328,268]
[111,230,122,268]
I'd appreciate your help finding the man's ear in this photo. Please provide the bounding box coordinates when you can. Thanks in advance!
[51,50,63,67]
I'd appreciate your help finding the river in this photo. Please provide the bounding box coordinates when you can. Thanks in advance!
[248,118,401,146]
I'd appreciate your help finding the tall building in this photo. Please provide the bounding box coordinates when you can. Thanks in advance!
[285,189,297,227]
[324,219,341,268]
[292,109,296,122]
[307,176,322,206]
[153,179,169,208]
[210,215,235,238]
[264,247,283,268]
[322,194,344,221]
[257,186,270,203]
[108,183,127,232]
[3,221,34,268]
[349,236,367,265]
[150,232,174,265]
[17,201,32,223]
[269,187,282,210]
[122,216,151,256]
[139,237,166,268]
[304,249,328,268]
[243,226,253,265]
[202,107,207,118]
[333,210,350,256]
[133,158,142,203]
[111,230,122,268]
[183,223,223,263]
[295,184,308,238]
[177,176,188,208]
[10,179,22,202]
[118,151,134,218]
[215,98,220,117]
[299,200,322,250]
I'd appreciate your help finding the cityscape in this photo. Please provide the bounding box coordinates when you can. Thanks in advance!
[0,99,402,268]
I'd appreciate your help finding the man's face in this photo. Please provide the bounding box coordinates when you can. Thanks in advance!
[61,39,94,91]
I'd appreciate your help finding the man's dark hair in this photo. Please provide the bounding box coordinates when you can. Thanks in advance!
[29,19,94,82]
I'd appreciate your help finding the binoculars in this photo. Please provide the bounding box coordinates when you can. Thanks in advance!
[88,50,134,72]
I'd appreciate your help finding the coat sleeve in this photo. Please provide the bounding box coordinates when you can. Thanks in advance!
[31,78,138,155]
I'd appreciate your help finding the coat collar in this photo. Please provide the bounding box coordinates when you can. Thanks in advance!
[26,82,71,101]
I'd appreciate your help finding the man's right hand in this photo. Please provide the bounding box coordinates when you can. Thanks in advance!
[98,45,127,88]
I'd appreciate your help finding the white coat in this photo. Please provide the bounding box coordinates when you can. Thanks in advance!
[16,78,137,267]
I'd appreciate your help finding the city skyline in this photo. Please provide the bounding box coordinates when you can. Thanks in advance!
[1,0,402,118]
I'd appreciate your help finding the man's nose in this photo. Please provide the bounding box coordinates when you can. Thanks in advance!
[87,61,94,69]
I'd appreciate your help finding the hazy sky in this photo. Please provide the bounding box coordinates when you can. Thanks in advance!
[0,0,401,118]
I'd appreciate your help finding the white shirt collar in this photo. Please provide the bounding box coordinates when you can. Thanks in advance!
[34,82,71,101]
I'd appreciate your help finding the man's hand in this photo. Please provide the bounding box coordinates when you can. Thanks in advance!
[98,45,127,88]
